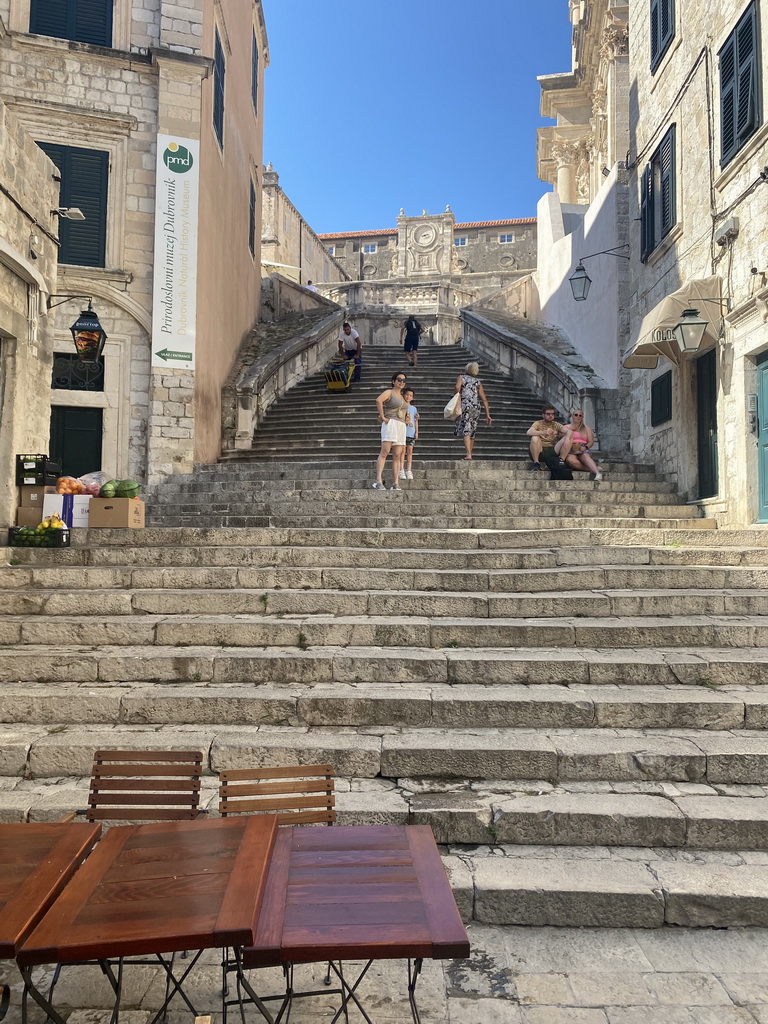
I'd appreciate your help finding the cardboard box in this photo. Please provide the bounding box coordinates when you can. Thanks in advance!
[16,506,43,527]
[18,485,56,508]
[88,498,145,529]
[42,494,92,528]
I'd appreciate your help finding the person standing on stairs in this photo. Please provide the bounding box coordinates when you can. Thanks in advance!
[400,315,424,368]
[373,373,411,490]
[453,362,492,460]
[338,322,362,381]
[401,387,419,480]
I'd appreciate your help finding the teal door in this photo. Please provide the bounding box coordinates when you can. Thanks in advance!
[696,349,718,499]
[50,406,103,478]
[758,352,768,522]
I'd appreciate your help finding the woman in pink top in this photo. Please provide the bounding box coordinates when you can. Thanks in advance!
[555,409,602,480]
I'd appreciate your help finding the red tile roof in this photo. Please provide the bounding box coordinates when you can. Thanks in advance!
[318,217,536,240]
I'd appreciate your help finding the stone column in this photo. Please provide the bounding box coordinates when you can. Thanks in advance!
[552,142,579,204]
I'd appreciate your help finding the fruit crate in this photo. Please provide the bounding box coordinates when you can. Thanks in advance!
[15,454,61,486]
[8,526,71,548]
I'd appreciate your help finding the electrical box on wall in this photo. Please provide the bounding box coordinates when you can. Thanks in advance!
[748,394,758,413]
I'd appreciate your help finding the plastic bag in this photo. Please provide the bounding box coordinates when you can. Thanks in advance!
[56,471,109,496]
[443,393,462,421]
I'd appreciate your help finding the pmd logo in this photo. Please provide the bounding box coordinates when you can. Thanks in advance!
[163,142,194,173]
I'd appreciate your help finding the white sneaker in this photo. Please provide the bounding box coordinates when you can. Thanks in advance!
[372,482,385,489]
[405,470,414,480]
[594,471,603,481]
[398,470,406,480]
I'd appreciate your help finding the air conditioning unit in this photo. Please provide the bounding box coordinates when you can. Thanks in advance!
[714,217,739,246]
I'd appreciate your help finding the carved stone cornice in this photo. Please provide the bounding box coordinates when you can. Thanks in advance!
[600,24,629,62]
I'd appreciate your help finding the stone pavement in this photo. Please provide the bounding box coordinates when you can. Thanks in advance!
[3,924,768,1023]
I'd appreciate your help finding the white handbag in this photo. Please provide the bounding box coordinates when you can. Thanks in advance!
[443,393,462,421]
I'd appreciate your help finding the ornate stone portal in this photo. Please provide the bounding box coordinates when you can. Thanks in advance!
[396,208,456,279]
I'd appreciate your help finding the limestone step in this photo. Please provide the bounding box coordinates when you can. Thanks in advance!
[0,681,764,731]
[3,564,768,591]
[2,612,766,647]
[2,722,767,785]
[0,645,764,685]
[3,587,768,618]
[152,515,714,531]
[459,846,768,927]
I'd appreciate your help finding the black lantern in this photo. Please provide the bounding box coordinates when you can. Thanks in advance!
[69,302,107,362]
[569,263,591,301]
[673,308,709,354]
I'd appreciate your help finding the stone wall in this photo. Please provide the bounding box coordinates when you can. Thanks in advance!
[0,96,58,527]
[627,0,768,524]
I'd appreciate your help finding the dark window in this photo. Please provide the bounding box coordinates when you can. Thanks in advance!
[52,353,105,391]
[651,370,673,426]
[38,142,109,267]
[720,1,761,167]
[251,32,259,114]
[30,0,113,46]
[640,125,676,261]
[213,29,225,148]
[650,0,675,71]
[248,179,256,257]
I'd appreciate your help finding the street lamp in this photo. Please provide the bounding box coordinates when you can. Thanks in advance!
[69,302,108,362]
[569,263,591,301]
[673,308,709,354]
[568,244,630,301]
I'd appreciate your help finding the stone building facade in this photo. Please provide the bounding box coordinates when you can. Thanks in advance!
[0,0,268,500]
[319,211,536,283]
[625,0,768,525]
[260,165,349,287]
[0,97,59,527]
[531,0,630,396]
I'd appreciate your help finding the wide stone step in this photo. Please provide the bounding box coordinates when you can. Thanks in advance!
[462,846,768,927]
[3,612,766,647]
[0,644,765,685]
[4,563,768,591]
[152,515,715,531]
[4,587,768,618]
[0,681,763,731]
[2,722,767,784]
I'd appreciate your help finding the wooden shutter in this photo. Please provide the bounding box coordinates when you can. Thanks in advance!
[248,180,256,256]
[74,0,112,46]
[30,0,111,45]
[213,29,225,147]
[30,0,69,38]
[640,164,653,262]
[38,142,108,267]
[720,34,738,163]
[251,32,259,113]
[650,0,660,67]
[736,4,758,146]
[659,126,676,236]
[650,0,674,70]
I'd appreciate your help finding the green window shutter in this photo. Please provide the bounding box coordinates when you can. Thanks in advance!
[38,142,108,267]
[251,32,259,113]
[248,180,256,256]
[640,165,653,262]
[213,29,226,148]
[720,35,738,164]
[659,126,676,236]
[650,0,674,70]
[650,0,660,67]
[30,0,111,45]
[736,4,758,145]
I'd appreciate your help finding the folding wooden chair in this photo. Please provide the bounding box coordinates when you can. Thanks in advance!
[218,763,336,825]
[76,749,206,822]
[218,765,337,1024]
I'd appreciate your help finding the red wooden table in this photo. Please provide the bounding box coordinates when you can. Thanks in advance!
[17,816,277,1024]
[0,822,101,1021]
[244,824,470,1024]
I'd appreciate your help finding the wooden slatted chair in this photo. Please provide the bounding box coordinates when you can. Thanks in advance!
[218,765,337,1024]
[78,749,206,822]
[218,763,335,825]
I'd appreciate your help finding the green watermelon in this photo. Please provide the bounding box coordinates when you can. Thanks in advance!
[115,479,140,498]
[99,480,118,498]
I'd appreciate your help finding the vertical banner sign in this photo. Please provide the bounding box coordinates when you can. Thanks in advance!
[151,135,200,369]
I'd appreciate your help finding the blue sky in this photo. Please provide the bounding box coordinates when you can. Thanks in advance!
[260,0,573,234]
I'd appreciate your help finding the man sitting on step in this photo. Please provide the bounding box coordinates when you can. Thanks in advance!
[526,405,565,471]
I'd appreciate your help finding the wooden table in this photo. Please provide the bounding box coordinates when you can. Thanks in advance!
[244,824,470,1024]
[17,816,278,1024]
[0,822,101,1022]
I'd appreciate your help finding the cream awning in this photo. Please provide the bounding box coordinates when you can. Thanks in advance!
[623,276,723,369]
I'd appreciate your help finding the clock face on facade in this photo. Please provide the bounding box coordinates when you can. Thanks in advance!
[413,224,436,247]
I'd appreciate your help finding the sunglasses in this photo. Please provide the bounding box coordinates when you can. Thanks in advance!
[395,377,406,382]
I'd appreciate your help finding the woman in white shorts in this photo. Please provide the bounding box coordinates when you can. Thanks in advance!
[373,372,410,490]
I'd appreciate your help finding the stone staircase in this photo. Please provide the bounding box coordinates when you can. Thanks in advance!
[3,449,768,929]
[224,343,553,463]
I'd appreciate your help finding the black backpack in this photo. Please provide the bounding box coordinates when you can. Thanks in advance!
[544,454,573,481]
